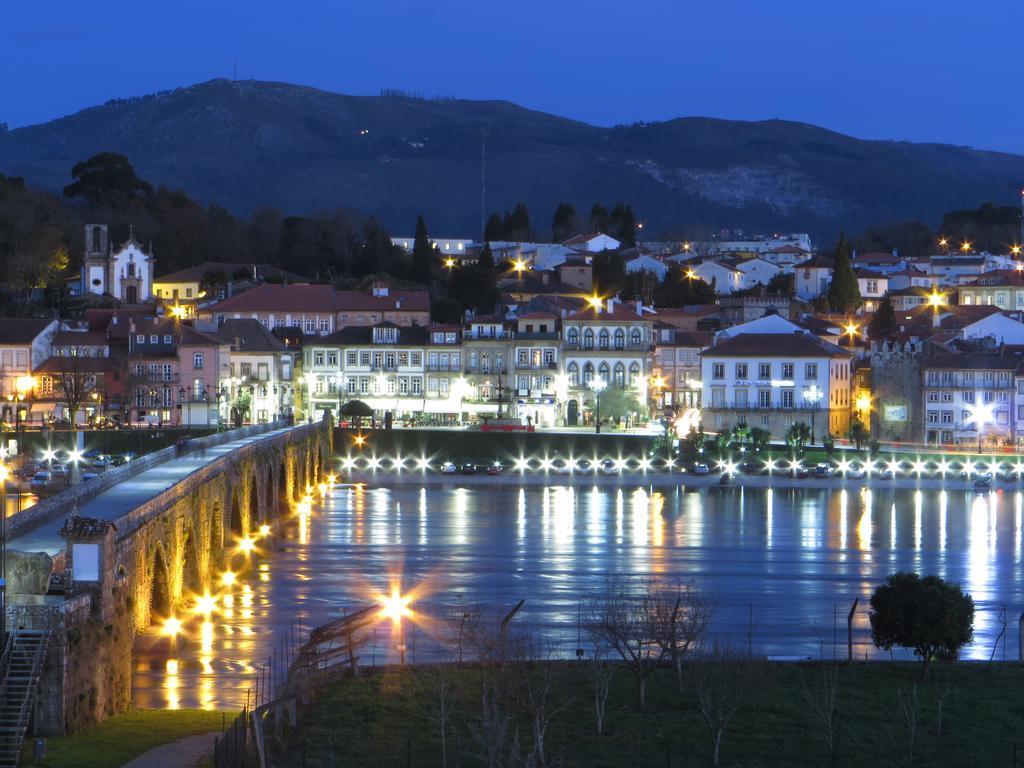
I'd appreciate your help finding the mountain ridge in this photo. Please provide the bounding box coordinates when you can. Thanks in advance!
[2,78,1022,237]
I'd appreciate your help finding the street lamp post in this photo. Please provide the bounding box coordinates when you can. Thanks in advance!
[967,401,994,454]
[591,377,607,434]
[803,384,823,445]
[0,462,7,650]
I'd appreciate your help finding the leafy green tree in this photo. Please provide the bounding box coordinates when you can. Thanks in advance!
[848,420,869,451]
[868,296,897,340]
[822,433,835,457]
[410,215,437,284]
[785,421,811,452]
[590,203,610,234]
[747,427,771,454]
[765,272,795,297]
[484,213,504,242]
[598,387,645,424]
[552,202,580,242]
[679,425,706,462]
[826,233,862,313]
[592,250,626,295]
[503,202,532,241]
[609,203,637,247]
[653,264,715,307]
[869,572,974,679]
[63,152,153,209]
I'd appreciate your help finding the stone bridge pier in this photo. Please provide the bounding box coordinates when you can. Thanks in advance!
[119,423,332,630]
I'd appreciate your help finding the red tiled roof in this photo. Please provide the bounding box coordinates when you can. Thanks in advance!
[204,284,430,314]
[567,303,645,322]
[962,269,1024,288]
[708,332,849,358]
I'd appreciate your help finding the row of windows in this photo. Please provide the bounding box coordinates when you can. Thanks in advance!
[712,362,819,380]
[926,390,1010,404]
[565,361,642,388]
[565,327,645,349]
[136,334,174,345]
[926,409,1010,426]
[925,370,1012,387]
[708,386,820,409]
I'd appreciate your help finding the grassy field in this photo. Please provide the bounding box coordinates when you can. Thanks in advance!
[273,662,1024,768]
[25,708,228,768]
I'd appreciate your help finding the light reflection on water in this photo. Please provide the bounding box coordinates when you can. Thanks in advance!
[133,483,1024,709]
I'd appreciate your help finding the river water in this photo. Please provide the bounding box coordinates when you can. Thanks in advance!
[132,482,1024,709]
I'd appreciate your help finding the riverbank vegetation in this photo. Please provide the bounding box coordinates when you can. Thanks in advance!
[25,708,227,768]
[273,661,1024,767]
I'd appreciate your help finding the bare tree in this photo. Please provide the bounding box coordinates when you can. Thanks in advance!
[801,664,843,767]
[48,345,99,436]
[416,663,455,768]
[647,579,715,692]
[897,683,920,766]
[689,642,762,768]
[511,633,572,768]
[584,639,616,735]
[467,674,520,768]
[586,575,661,712]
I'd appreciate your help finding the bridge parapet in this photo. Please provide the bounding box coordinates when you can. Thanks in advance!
[6,421,288,543]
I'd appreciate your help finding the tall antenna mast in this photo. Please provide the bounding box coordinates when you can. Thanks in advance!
[481,124,488,241]
[1019,187,1023,252]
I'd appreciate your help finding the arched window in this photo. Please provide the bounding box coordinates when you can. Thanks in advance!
[568,362,579,386]
[613,362,625,387]
[630,327,643,346]
[598,362,610,384]
[583,362,594,385]
[598,329,610,350]
[614,328,625,350]
[583,329,594,350]
[629,362,641,385]
[567,327,579,347]
[495,352,504,372]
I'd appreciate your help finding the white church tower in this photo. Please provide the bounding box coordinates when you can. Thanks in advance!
[82,224,154,304]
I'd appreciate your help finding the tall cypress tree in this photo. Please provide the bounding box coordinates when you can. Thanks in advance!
[590,203,610,234]
[484,213,504,242]
[504,202,531,241]
[552,202,580,242]
[869,296,897,340]
[827,233,862,313]
[609,203,637,247]
[411,214,436,284]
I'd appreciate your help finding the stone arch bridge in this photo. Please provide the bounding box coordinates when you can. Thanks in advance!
[3,420,333,733]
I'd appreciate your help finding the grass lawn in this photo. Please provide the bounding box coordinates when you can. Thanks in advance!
[272,662,1024,767]
[25,708,229,768]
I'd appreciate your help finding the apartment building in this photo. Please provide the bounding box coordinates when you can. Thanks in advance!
[922,351,1016,448]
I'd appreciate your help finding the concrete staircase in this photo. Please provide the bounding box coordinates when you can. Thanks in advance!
[0,630,51,768]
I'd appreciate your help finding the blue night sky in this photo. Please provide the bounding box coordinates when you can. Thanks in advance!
[6,0,1023,152]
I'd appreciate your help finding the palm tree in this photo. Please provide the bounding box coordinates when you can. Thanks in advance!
[785,421,811,453]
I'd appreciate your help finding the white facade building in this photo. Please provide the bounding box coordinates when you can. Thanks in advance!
[81,224,154,303]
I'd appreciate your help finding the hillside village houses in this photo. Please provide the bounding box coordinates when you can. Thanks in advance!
[19,219,1024,449]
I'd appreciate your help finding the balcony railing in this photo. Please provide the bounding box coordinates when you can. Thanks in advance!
[515,362,557,371]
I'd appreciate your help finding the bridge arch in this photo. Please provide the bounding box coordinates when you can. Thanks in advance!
[249,472,261,525]
[229,489,243,538]
[277,456,288,515]
[208,499,223,577]
[182,521,201,596]
[149,545,172,624]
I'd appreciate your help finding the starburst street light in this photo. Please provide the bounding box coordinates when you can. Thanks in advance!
[378,587,413,624]
[966,401,994,454]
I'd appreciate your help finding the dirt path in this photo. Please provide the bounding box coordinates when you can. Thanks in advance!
[120,730,221,768]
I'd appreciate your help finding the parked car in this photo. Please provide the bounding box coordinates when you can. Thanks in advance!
[997,467,1019,482]
[813,462,834,478]
[90,456,112,468]
[692,462,711,475]
[30,471,52,491]
[740,460,765,475]
[82,449,102,459]
[551,458,575,475]
[110,455,129,467]
[575,459,595,474]
[486,462,503,476]
[50,464,69,479]
[459,462,478,475]
[789,463,810,478]
[81,471,99,482]
[440,461,458,474]
[845,461,866,479]
[598,459,620,476]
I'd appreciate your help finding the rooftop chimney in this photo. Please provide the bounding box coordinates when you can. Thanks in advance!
[606,297,615,314]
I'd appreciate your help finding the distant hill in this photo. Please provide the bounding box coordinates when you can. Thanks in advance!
[2,79,1023,238]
